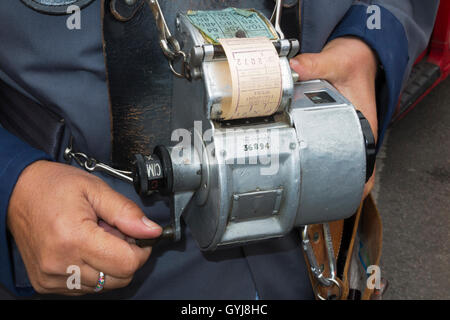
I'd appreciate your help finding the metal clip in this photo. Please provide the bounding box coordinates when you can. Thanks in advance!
[64,139,134,184]
[301,224,342,300]
[146,0,179,59]
[145,0,188,79]
[270,0,285,39]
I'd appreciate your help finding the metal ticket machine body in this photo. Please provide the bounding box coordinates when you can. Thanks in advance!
[132,5,375,251]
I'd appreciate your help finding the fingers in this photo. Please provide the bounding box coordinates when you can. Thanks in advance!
[290,52,337,82]
[31,272,95,295]
[78,264,133,290]
[98,220,136,244]
[35,284,95,296]
[32,257,135,295]
[85,181,162,240]
[80,221,152,279]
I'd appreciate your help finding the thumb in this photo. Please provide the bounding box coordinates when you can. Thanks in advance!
[86,181,162,240]
[290,53,334,82]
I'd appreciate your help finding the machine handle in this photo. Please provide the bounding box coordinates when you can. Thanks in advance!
[135,225,176,248]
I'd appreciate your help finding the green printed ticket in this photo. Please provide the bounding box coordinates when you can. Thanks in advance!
[186,8,278,44]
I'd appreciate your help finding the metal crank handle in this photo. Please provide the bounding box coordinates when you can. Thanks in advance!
[135,225,176,248]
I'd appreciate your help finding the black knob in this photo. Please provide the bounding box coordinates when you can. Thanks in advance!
[357,111,376,182]
[133,153,164,196]
[133,145,174,197]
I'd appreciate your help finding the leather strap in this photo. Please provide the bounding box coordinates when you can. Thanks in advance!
[102,0,173,170]
[303,219,347,300]
[304,194,383,300]
[109,0,145,21]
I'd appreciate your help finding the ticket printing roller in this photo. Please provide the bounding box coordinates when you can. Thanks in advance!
[132,7,376,251]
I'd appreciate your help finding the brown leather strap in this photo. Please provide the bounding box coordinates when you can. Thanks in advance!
[303,218,348,300]
[303,194,383,300]
[303,206,361,300]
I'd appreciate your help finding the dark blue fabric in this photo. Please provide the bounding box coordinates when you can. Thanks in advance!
[328,4,410,150]
[0,126,52,295]
[0,0,418,299]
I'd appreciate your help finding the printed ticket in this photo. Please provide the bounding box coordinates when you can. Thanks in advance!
[219,37,283,120]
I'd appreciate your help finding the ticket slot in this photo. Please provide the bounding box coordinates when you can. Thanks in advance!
[211,39,299,59]
[189,39,300,69]
[217,115,276,127]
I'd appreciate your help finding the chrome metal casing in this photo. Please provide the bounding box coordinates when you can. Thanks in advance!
[163,12,366,250]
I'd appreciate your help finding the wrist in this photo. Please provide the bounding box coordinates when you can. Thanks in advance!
[7,160,51,228]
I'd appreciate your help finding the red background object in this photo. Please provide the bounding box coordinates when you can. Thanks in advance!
[394,0,450,121]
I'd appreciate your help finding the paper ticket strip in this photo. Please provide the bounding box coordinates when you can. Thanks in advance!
[219,37,283,120]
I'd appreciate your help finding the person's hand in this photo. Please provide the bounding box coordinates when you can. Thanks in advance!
[290,36,378,199]
[7,160,162,295]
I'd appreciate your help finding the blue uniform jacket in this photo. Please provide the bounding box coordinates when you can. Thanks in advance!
[0,0,439,298]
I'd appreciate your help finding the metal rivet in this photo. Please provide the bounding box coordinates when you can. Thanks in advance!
[313,232,320,243]
[235,30,246,38]
[124,0,137,6]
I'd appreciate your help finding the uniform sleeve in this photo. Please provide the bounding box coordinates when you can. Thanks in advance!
[328,1,439,149]
[0,126,52,295]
